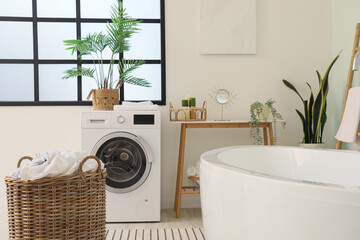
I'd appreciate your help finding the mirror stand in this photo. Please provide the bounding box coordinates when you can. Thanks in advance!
[210,88,236,121]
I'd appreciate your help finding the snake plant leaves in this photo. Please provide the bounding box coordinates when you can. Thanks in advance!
[296,109,307,142]
[283,53,340,143]
[307,91,314,142]
[283,80,305,102]
[320,102,327,143]
[306,82,314,140]
[316,70,322,85]
[312,54,339,142]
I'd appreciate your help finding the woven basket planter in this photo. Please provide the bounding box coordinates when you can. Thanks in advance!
[5,156,106,240]
[88,89,119,111]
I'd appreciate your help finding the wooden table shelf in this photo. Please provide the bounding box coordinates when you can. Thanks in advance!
[173,120,274,218]
[181,186,200,194]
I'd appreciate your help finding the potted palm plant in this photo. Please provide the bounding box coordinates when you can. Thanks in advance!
[282,53,340,147]
[62,0,151,110]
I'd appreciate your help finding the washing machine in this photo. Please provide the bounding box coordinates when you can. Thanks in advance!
[81,110,161,222]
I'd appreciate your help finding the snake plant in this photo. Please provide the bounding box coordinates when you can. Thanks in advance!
[62,0,151,89]
[283,54,340,143]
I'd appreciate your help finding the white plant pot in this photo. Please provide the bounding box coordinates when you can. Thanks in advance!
[298,143,326,149]
[255,105,271,121]
[261,105,270,120]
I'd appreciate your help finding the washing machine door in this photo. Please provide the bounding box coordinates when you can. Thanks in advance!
[91,132,153,193]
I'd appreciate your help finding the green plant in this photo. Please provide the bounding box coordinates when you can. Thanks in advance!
[62,0,150,89]
[249,99,286,145]
[282,54,340,144]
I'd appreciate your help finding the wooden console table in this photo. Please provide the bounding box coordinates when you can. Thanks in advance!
[173,121,274,218]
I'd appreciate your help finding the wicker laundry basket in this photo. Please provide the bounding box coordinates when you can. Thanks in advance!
[5,155,106,240]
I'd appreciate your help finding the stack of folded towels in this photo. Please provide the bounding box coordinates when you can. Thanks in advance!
[114,101,159,111]
[10,150,103,181]
[186,160,200,185]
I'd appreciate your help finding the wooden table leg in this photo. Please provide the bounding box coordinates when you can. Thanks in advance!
[336,140,343,149]
[174,123,187,218]
[263,127,268,145]
[268,122,274,145]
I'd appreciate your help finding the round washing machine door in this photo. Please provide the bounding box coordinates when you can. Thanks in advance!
[91,132,153,193]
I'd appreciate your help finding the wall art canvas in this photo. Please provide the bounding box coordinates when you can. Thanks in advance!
[200,0,256,54]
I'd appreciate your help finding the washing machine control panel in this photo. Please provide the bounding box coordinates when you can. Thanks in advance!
[133,114,155,125]
[81,111,160,129]
[112,112,160,129]
[117,115,125,124]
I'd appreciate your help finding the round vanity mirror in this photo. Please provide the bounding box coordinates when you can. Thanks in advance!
[215,89,230,104]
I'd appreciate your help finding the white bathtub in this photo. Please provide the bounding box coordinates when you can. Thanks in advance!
[200,146,360,240]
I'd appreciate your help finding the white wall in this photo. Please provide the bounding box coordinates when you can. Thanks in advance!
[0,0,331,210]
[329,0,360,150]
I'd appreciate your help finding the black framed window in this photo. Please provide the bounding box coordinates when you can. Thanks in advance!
[0,0,165,106]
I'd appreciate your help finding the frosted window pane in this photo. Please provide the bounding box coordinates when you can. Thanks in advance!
[80,0,114,18]
[39,64,77,101]
[38,23,77,59]
[81,23,113,60]
[124,24,161,60]
[123,0,160,19]
[124,64,161,101]
[0,0,32,17]
[82,64,120,100]
[37,0,76,18]
[0,22,33,59]
[82,76,99,101]
[0,64,34,101]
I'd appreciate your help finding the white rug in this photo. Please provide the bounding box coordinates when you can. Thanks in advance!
[106,228,205,240]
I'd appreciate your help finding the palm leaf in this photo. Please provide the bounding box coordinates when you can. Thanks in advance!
[122,75,151,87]
[115,59,150,88]
[92,33,110,53]
[118,59,144,78]
[62,67,95,80]
[63,34,98,59]
[106,1,141,53]
[62,0,149,90]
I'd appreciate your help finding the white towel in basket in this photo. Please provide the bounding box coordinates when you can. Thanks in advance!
[11,151,103,181]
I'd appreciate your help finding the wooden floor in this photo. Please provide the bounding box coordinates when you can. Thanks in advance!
[106,208,203,231]
[0,210,7,239]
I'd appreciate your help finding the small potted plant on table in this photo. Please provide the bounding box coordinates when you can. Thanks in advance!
[249,99,286,145]
[62,0,151,110]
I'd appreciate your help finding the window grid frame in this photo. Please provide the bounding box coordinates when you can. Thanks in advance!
[0,0,166,106]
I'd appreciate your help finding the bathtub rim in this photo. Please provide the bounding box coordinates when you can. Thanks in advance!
[200,145,360,192]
